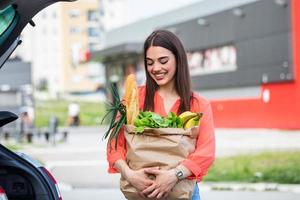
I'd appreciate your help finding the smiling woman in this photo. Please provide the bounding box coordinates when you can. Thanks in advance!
[107,30,215,200]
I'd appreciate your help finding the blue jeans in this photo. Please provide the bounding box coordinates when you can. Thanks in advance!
[191,184,201,200]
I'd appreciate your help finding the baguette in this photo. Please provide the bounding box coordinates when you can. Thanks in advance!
[124,74,139,125]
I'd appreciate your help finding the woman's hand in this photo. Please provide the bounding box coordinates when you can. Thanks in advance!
[126,168,154,192]
[114,160,156,198]
[142,168,178,199]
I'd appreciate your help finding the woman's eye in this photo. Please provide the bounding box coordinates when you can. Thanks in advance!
[160,59,168,64]
[147,60,154,66]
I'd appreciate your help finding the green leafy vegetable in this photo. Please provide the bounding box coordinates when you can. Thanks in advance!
[101,84,127,149]
[133,111,183,133]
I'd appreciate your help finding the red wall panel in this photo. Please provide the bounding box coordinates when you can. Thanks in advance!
[211,0,300,129]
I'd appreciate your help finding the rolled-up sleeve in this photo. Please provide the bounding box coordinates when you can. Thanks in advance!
[181,99,215,181]
[106,127,127,173]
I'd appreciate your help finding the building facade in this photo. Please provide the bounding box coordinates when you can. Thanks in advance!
[16,0,103,98]
[92,0,300,129]
[0,60,33,117]
[98,0,129,32]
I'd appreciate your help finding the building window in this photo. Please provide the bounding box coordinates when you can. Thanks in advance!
[187,45,237,76]
[88,10,98,22]
[69,9,80,18]
[88,27,99,37]
[88,43,101,51]
[70,26,81,34]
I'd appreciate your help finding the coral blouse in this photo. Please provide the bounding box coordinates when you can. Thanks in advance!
[106,86,215,181]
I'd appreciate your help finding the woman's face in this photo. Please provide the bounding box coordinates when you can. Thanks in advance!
[146,46,176,87]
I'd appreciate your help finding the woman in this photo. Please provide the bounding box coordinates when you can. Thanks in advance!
[107,29,215,199]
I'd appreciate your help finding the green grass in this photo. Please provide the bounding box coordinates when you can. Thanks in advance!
[35,100,106,128]
[204,151,300,184]
[5,144,22,151]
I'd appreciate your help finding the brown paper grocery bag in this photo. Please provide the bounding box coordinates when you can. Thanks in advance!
[120,125,198,200]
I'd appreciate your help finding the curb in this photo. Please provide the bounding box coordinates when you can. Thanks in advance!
[199,182,300,193]
[57,182,300,193]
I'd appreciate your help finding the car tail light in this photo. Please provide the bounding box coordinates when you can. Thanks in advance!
[41,167,62,200]
[0,186,8,200]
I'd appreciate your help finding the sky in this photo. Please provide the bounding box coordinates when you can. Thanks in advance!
[127,0,204,24]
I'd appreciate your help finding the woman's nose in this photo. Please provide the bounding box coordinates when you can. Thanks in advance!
[152,63,162,71]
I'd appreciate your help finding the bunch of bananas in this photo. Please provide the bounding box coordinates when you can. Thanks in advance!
[178,111,203,129]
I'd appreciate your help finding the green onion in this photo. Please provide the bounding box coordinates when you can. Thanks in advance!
[101,84,127,150]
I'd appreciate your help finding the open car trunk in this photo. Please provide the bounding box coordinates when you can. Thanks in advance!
[0,112,58,200]
[0,144,58,200]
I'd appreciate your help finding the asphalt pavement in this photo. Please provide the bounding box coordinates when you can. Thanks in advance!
[15,126,300,200]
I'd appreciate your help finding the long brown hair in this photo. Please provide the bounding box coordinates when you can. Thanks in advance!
[143,29,192,114]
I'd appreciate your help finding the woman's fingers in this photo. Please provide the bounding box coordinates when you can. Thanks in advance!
[150,166,160,170]
[142,183,156,194]
[156,191,165,199]
[144,168,160,175]
[144,166,160,173]
[147,188,160,198]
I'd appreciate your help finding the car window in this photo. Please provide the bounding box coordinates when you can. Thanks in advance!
[0,5,19,68]
[0,5,16,36]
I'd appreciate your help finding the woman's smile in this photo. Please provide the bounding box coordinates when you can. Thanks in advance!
[153,71,167,80]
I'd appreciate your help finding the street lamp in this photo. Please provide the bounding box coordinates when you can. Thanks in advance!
[274,0,287,7]
[197,18,209,27]
[232,8,245,18]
